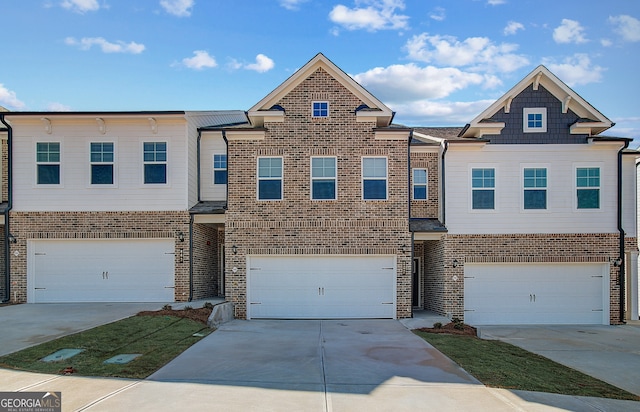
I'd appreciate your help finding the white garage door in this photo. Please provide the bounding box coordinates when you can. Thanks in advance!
[464,263,608,325]
[247,255,396,319]
[28,239,175,303]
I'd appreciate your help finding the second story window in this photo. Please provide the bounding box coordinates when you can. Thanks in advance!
[311,157,336,200]
[91,142,114,185]
[257,157,282,200]
[312,101,329,118]
[412,168,428,200]
[523,168,547,209]
[143,142,167,184]
[576,167,600,209]
[36,142,60,185]
[213,154,227,185]
[471,168,495,210]
[362,157,387,200]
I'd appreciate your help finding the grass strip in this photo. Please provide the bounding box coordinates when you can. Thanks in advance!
[415,331,640,401]
[0,315,212,379]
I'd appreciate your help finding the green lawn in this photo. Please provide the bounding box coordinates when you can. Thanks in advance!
[0,315,212,379]
[415,331,640,401]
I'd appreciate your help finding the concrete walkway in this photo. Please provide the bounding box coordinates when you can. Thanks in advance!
[479,324,640,397]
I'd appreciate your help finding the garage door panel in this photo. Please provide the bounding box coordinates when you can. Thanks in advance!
[248,255,396,319]
[29,239,175,303]
[464,263,607,325]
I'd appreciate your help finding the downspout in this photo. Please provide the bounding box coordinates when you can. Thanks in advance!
[441,140,449,225]
[618,139,629,324]
[188,213,194,302]
[408,129,413,317]
[196,129,202,202]
[0,115,12,303]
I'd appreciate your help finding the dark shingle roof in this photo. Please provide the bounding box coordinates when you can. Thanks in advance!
[409,218,447,233]
[413,127,466,140]
[189,201,226,214]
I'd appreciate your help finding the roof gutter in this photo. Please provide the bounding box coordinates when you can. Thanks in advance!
[0,114,13,303]
[617,139,629,323]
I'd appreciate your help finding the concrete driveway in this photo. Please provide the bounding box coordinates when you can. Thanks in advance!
[479,324,640,397]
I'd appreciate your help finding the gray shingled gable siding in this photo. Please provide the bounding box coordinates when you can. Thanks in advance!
[484,84,589,144]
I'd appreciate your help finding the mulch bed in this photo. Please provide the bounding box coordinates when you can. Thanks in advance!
[138,306,213,325]
[417,322,477,336]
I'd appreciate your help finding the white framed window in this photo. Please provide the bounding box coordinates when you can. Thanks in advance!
[143,142,167,184]
[362,157,387,200]
[257,157,282,200]
[523,167,547,209]
[312,101,329,118]
[36,142,61,185]
[213,154,227,185]
[576,167,600,209]
[523,108,547,133]
[471,168,495,209]
[90,142,114,185]
[412,168,428,200]
[311,157,336,200]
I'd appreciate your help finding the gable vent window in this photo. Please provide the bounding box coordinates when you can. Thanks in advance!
[523,108,547,133]
[312,101,329,118]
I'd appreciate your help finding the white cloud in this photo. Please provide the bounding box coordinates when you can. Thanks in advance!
[61,0,100,13]
[46,102,72,111]
[405,33,529,73]
[553,19,588,44]
[429,7,445,22]
[182,50,217,70]
[609,15,640,42]
[391,99,495,125]
[543,54,604,86]
[353,64,498,101]
[160,0,194,17]
[504,21,524,36]
[65,37,145,54]
[487,0,506,5]
[600,38,613,47]
[329,0,409,31]
[279,0,308,10]
[0,83,26,110]
[244,54,275,73]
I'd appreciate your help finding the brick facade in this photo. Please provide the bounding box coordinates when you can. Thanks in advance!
[8,211,192,303]
[225,67,412,319]
[192,223,219,299]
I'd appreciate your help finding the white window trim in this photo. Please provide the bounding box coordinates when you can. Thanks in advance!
[35,141,62,187]
[362,156,388,201]
[88,141,117,188]
[257,156,283,201]
[469,165,497,212]
[310,156,337,201]
[142,141,169,186]
[212,153,227,186]
[523,107,547,133]
[312,101,330,118]
[520,164,549,212]
[574,163,602,211]
[412,168,428,201]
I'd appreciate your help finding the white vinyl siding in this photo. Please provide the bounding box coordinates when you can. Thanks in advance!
[445,145,618,234]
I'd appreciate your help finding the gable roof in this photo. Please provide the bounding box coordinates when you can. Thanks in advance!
[248,53,394,127]
[460,65,613,138]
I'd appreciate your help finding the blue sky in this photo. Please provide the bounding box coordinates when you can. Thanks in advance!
[2,0,639,142]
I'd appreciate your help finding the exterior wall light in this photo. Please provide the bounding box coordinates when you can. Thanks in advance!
[177,232,185,242]
[8,234,16,244]
[452,259,459,268]
[232,245,238,255]
[613,257,623,267]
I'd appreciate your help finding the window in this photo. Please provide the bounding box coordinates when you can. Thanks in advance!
[213,154,227,185]
[523,108,547,133]
[258,157,282,200]
[412,168,428,200]
[312,101,329,118]
[311,157,336,200]
[90,142,114,185]
[471,168,495,209]
[143,142,167,184]
[523,168,547,209]
[36,142,60,185]
[362,157,387,200]
[576,167,600,209]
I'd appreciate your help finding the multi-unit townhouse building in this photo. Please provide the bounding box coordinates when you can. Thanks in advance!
[0,53,637,325]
